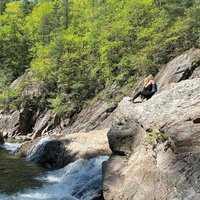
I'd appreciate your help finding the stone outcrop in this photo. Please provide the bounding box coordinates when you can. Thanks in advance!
[0,102,44,139]
[31,110,58,139]
[0,99,116,140]
[0,73,47,139]
[156,48,200,89]
[0,108,36,139]
[16,129,111,169]
[0,110,20,138]
[31,101,116,139]
[131,48,200,97]
[60,102,117,134]
[102,78,200,200]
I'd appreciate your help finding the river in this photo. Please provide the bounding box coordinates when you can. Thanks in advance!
[0,142,107,200]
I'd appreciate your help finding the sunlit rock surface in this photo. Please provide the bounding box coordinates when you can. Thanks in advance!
[102,48,200,200]
[156,48,200,89]
[102,53,200,200]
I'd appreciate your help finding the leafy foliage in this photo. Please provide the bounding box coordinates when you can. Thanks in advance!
[144,131,168,146]
[1,0,200,115]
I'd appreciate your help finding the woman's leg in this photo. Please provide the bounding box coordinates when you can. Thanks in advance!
[132,91,142,101]
[140,91,154,99]
[133,91,154,101]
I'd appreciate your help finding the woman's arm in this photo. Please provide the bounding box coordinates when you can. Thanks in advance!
[144,80,154,88]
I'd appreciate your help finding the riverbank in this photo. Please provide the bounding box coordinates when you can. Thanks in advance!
[0,142,107,200]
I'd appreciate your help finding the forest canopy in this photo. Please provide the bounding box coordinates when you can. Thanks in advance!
[0,0,200,115]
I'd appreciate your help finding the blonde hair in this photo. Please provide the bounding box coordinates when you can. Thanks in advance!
[147,74,154,81]
[144,77,149,83]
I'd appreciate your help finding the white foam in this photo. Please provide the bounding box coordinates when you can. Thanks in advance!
[0,142,22,152]
[0,156,108,200]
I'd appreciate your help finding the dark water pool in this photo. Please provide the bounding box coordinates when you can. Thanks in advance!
[0,144,45,195]
[0,141,107,200]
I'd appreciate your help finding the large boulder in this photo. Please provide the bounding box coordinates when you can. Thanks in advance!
[0,73,56,139]
[16,129,111,169]
[102,78,200,200]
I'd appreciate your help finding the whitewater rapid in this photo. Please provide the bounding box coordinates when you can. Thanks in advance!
[0,142,108,200]
[0,142,22,152]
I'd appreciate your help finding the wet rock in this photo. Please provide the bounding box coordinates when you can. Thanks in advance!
[16,129,111,169]
[0,131,4,144]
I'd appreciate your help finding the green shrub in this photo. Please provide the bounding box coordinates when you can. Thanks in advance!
[144,132,168,146]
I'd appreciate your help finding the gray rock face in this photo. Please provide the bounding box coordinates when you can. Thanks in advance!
[60,102,117,134]
[0,110,21,137]
[102,78,200,200]
[0,131,4,144]
[156,48,200,89]
[0,99,115,139]
[0,106,40,138]
[32,110,56,139]
[131,48,200,98]
[31,101,116,139]
[107,113,145,155]
[6,73,56,139]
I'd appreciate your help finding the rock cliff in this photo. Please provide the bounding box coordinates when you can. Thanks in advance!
[0,100,116,140]
[102,48,200,200]
[156,48,200,89]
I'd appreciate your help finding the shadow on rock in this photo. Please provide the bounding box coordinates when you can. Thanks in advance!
[15,129,111,170]
[16,138,77,170]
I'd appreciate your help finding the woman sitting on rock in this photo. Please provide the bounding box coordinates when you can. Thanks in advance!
[131,74,157,102]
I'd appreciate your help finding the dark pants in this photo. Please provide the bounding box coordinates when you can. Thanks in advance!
[133,90,155,101]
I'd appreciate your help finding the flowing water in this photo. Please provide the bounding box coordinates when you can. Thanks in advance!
[0,142,108,200]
